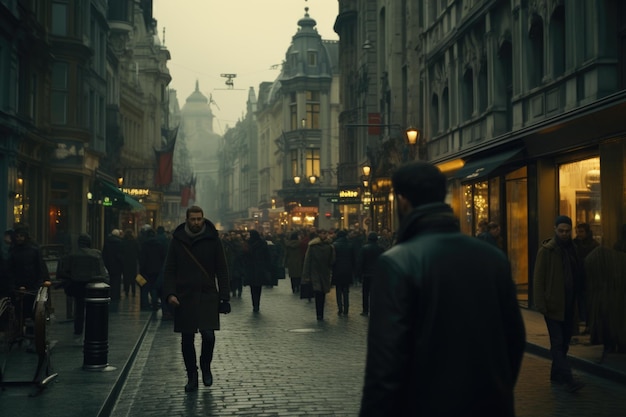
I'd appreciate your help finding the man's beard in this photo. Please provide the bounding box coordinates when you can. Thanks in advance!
[188,222,202,233]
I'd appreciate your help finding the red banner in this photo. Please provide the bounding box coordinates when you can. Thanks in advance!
[368,113,381,135]
[155,150,173,186]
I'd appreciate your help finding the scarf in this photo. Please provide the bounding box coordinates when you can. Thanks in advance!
[184,223,206,239]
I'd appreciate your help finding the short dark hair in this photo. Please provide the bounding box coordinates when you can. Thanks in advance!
[391,161,447,207]
[186,205,204,219]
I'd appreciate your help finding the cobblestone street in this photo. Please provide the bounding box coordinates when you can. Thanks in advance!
[110,281,626,417]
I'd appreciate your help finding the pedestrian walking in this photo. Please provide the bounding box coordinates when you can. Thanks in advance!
[533,214,586,392]
[284,232,303,294]
[360,161,526,416]
[244,230,272,312]
[332,229,354,316]
[229,232,247,298]
[162,205,231,392]
[102,229,124,301]
[56,233,108,339]
[301,229,334,321]
[121,229,140,298]
[139,227,167,311]
[356,232,384,316]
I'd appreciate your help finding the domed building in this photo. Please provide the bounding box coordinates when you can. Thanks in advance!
[180,81,222,223]
[256,7,340,231]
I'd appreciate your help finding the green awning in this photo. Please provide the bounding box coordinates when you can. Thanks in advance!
[124,195,145,212]
[99,181,145,211]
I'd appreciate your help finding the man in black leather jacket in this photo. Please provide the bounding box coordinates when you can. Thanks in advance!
[360,161,526,417]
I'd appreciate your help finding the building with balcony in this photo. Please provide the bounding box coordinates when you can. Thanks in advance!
[257,7,340,232]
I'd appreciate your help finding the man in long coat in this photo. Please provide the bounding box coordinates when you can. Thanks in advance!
[360,162,525,416]
[162,206,230,392]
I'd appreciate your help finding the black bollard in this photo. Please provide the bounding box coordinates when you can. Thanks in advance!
[83,282,112,371]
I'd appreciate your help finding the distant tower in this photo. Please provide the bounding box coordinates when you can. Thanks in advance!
[180,81,222,222]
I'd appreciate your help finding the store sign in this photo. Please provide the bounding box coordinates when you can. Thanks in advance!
[123,188,150,196]
[103,196,112,207]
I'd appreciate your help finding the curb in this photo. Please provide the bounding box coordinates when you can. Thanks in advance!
[525,342,626,386]
[96,312,155,417]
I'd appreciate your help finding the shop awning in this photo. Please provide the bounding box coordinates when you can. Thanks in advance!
[124,195,145,212]
[100,181,125,202]
[99,181,145,211]
[453,148,524,182]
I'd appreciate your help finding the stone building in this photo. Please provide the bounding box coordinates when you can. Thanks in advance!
[257,7,340,232]
[0,0,172,250]
[335,0,626,307]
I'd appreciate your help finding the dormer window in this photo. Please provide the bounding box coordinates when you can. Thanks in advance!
[307,51,317,66]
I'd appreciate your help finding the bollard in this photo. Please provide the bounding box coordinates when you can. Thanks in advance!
[83,282,114,371]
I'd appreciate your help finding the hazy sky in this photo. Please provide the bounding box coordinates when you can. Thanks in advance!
[153,0,339,135]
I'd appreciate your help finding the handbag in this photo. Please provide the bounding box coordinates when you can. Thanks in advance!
[300,282,314,299]
[135,273,147,287]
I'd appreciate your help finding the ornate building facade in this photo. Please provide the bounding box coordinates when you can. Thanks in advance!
[335,0,626,306]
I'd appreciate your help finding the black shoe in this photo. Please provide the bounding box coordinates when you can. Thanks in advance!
[360,311,369,316]
[200,359,213,387]
[185,372,199,392]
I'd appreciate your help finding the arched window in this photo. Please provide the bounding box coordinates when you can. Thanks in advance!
[478,64,488,113]
[528,14,544,89]
[442,87,449,131]
[462,68,474,120]
[550,5,566,78]
[430,93,439,134]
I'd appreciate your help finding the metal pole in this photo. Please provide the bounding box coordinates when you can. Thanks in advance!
[83,282,115,371]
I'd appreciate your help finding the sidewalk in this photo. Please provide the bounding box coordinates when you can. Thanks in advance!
[521,307,626,385]
[0,288,153,417]
[1,288,625,417]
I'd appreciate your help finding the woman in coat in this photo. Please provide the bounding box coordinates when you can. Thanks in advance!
[332,230,355,316]
[284,232,303,294]
[122,229,140,298]
[301,229,335,321]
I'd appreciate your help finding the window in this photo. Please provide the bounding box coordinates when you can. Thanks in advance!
[51,62,68,124]
[305,91,320,129]
[528,15,544,89]
[52,2,68,36]
[307,51,317,66]
[462,68,474,120]
[430,93,439,134]
[305,148,320,178]
[559,157,602,242]
[290,92,297,130]
[30,73,37,120]
[550,6,566,78]
[290,149,298,178]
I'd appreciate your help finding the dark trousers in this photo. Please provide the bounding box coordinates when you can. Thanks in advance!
[250,285,262,311]
[362,275,372,313]
[336,284,349,314]
[181,330,216,374]
[314,291,325,319]
[545,315,574,382]
[290,276,301,294]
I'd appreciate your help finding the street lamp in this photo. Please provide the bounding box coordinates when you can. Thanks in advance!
[405,127,420,145]
[293,175,301,185]
[308,175,317,184]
